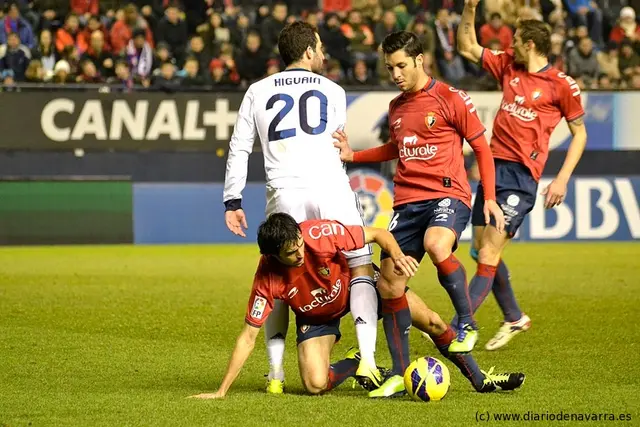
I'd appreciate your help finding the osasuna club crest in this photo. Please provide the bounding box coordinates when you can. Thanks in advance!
[426,112,437,128]
[318,267,330,277]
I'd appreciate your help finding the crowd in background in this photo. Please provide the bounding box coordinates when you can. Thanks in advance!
[1,0,640,91]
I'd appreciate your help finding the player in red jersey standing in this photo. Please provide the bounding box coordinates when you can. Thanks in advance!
[332,31,505,397]
[455,0,587,351]
[189,213,524,399]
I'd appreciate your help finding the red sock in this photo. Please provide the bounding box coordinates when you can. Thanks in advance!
[432,326,456,348]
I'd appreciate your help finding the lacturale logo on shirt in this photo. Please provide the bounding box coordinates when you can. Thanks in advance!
[399,135,438,161]
[299,280,343,313]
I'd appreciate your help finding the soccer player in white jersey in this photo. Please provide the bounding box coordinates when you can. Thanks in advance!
[222,22,382,394]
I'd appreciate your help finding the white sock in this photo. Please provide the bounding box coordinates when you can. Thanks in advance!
[264,299,288,381]
[349,276,378,367]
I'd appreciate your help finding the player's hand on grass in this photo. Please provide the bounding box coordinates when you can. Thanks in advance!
[225,209,248,238]
[484,199,505,234]
[188,390,226,399]
[332,130,354,162]
[541,179,567,209]
[392,255,420,277]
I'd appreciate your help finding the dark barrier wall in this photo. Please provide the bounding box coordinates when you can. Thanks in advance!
[0,181,133,245]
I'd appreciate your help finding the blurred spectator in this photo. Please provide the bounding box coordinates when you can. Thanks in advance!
[209,57,238,87]
[229,13,251,49]
[24,58,45,82]
[81,30,114,78]
[261,2,287,52]
[352,0,382,24]
[266,57,280,75]
[180,55,205,87]
[152,41,172,70]
[566,0,604,46]
[197,12,231,58]
[324,58,343,82]
[152,60,180,91]
[323,0,351,13]
[629,72,640,88]
[598,73,614,89]
[56,13,86,54]
[597,41,620,80]
[35,0,69,32]
[77,15,111,53]
[109,59,134,90]
[156,5,188,65]
[70,0,98,23]
[110,4,154,56]
[59,44,79,74]
[341,10,376,69]
[0,3,34,49]
[433,8,465,84]
[75,57,103,82]
[52,58,72,83]
[31,29,57,76]
[319,12,351,73]
[347,58,375,84]
[407,16,435,55]
[567,36,599,85]
[375,10,400,47]
[0,31,30,80]
[126,27,153,82]
[216,41,240,83]
[479,12,512,51]
[609,7,640,47]
[549,33,566,71]
[235,30,269,84]
[484,0,518,26]
[186,35,210,77]
[618,39,640,81]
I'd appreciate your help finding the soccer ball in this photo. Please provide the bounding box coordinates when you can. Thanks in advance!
[404,356,451,402]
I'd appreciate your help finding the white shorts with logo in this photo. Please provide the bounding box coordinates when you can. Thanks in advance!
[265,184,373,268]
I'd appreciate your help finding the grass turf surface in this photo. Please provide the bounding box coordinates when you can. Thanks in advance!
[1,243,639,426]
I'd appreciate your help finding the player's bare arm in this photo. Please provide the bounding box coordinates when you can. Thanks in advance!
[362,227,420,277]
[189,323,261,399]
[542,116,587,209]
[457,0,483,64]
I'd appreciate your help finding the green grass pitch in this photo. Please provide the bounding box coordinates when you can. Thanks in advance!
[1,242,639,426]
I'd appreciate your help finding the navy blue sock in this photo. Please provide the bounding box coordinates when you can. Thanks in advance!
[327,358,359,391]
[431,326,485,391]
[451,263,497,326]
[382,295,411,376]
[435,255,475,328]
[492,260,523,323]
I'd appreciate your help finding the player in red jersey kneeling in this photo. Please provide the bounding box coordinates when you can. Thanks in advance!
[190,214,524,399]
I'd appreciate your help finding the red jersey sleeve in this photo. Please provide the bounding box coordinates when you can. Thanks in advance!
[302,220,366,255]
[444,87,486,142]
[481,48,514,81]
[244,257,279,328]
[556,73,585,122]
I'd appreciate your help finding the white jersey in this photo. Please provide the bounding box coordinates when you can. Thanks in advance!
[223,69,350,203]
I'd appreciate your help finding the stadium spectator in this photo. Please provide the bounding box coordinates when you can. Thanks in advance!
[56,14,86,54]
[197,12,231,58]
[567,36,599,86]
[341,10,376,70]
[229,13,251,50]
[0,31,30,80]
[549,33,566,71]
[609,7,640,48]
[433,8,465,84]
[69,0,99,24]
[209,57,238,87]
[24,58,45,82]
[34,0,69,32]
[110,4,154,56]
[261,2,287,53]
[81,30,114,78]
[186,35,210,77]
[109,59,134,89]
[319,12,351,73]
[156,5,188,65]
[77,15,111,53]
[235,30,269,84]
[52,58,72,83]
[347,58,375,84]
[618,39,640,81]
[597,41,621,81]
[479,12,513,50]
[180,55,205,87]
[375,10,400,47]
[126,27,153,82]
[152,60,180,91]
[31,29,57,77]
[0,3,34,49]
[75,57,104,82]
[566,0,604,46]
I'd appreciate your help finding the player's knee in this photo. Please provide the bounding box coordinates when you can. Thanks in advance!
[377,275,405,298]
[424,238,451,264]
[303,374,328,395]
[478,242,501,266]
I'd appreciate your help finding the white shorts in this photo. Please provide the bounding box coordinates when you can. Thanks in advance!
[265,185,373,268]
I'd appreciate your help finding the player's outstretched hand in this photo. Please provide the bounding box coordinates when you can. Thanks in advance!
[484,199,505,234]
[225,209,248,238]
[332,129,354,162]
[188,390,225,399]
[541,179,567,209]
[393,255,420,277]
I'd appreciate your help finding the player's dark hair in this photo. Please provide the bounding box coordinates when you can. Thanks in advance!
[381,31,423,59]
[277,21,318,66]
[257,213,302,256]
[518,20,551,57]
